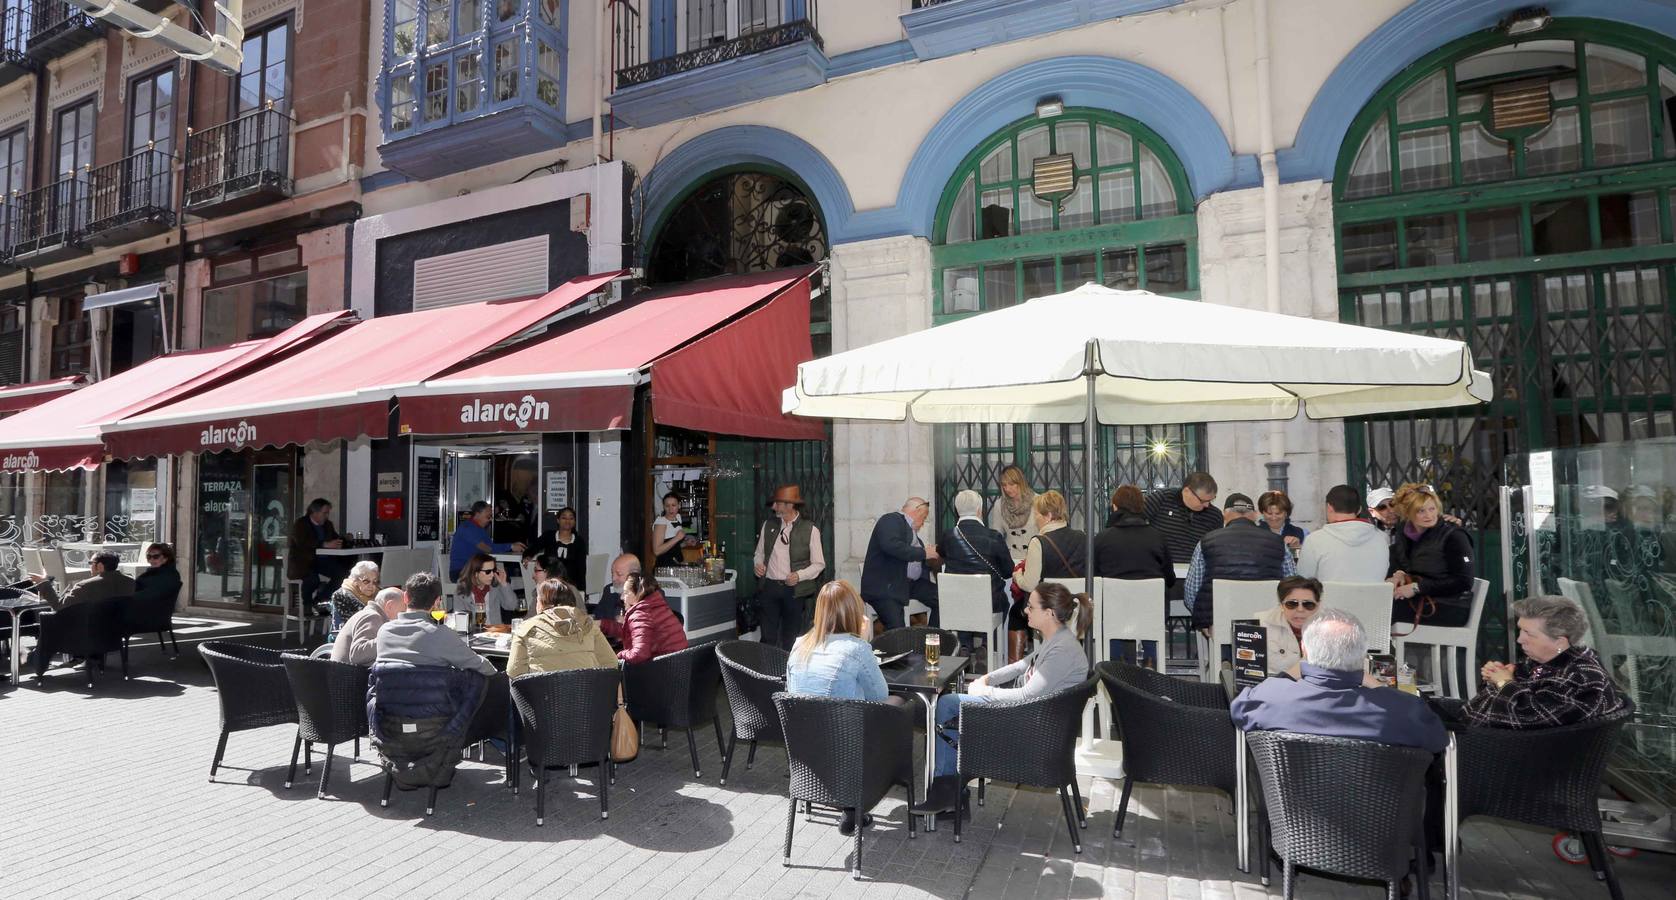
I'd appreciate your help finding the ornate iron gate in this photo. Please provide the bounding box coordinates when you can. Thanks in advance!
[713,432,834,600]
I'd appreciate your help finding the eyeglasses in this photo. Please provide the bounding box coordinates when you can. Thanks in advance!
[145,553,164,560]
[1374,502,1392,511]
[1281,599,1319,611]
[478,567,496,575]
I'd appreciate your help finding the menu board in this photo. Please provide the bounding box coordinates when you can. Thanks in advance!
[1232,619,1267,689]
[414,455,441,543]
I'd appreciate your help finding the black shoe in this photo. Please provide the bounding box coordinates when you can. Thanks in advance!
[912,776,960,815]
[838,811,874,836]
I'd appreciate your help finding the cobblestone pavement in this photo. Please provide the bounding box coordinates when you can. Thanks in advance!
[2,619,1670,899]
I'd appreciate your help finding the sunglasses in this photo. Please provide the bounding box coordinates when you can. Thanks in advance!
[145,553,164,560]
[1374,502,1392,511]
[1281,599,1319,611]
[478,567,496,575]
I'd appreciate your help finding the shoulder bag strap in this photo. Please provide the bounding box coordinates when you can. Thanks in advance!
[1040,531,1082,579]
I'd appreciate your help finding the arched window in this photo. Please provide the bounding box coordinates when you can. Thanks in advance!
[930,109,1202,532]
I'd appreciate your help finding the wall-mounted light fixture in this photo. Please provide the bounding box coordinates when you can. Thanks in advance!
[1498,6,1551,36]
[1035,97,1064,119]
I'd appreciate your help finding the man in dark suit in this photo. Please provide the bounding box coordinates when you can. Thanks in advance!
[287,497,343,608]
[860,497,940,631]
[938,489,1014,614]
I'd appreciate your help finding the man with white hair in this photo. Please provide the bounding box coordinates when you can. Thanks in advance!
[1229,608,1446,753]
[860,496,941,632]
[332,587,407,665]
[937,490,1015,615]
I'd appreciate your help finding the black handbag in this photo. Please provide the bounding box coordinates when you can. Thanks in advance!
[738,590,762,634]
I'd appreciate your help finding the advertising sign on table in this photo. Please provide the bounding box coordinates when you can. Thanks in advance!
[1232,619,1267,689]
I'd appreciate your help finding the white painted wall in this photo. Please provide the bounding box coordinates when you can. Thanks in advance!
[589,431,625,560]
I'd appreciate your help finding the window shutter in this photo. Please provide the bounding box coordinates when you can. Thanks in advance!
[0,329,21,385]
[411,235,551,312]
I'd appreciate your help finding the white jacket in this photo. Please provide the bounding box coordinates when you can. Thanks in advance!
[1259,605,1305,676]
[1296,520,1389,584]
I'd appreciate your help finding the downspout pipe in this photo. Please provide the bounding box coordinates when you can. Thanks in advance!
[1254,0,1288,492]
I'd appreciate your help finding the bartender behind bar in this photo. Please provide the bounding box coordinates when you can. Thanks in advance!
[652,492,687,570]
[752,484,825,651]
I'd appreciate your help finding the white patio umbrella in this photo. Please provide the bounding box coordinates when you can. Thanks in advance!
[782,284,1493,591]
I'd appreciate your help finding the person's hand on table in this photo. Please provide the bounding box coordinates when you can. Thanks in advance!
[324,539,343,549]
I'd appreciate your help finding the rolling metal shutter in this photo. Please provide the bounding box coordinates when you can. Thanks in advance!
[411,235,550,311]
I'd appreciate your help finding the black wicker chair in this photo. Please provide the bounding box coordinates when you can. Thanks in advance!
[1247,731,1433,900]
[953,675,1097,851]
[281,654,371,799]
[118,585,181,668]
[624,641,724,778]
[716,640,788,785]
[463,673,518,791]
[1095,660,1237,840]
[32,597,126,686]
[772,692,917,880]
[200,641,299,781]
[870,627,959,657]
[512,667,620,824]
[1448,704,1635,900]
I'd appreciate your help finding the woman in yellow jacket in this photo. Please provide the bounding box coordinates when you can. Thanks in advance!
[506,578,618,679]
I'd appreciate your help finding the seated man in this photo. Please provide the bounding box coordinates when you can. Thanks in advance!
[30,552,135,609]
[1231,608,1446,754]
[374,573,496,677]
[332,587,406,666]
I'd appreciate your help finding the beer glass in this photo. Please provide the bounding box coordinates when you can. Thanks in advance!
[924,634,941,670]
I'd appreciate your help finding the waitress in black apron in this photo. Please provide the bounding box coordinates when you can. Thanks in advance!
[651,492,687,570]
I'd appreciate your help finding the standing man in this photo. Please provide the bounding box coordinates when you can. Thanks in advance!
[1366,486,1398,539]
[288,498,344,610]
[860,497,941,632]
[449,500,525,581]
[1145,472,1222,600]
[752,485,825,650]
[1297,484,1389,583]
[1183,493,1294,634]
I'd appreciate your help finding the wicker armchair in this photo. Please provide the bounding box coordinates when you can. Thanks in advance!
[512,667,620,824]
[870,626,959,657]
[1247,731,1433,900]
[461,673,517,792]
[1449,706,1634,900]
[716,640,788,785]
[624,641,724,778]
[772,692,917,880]
[32,597,126,685]
[953,675,1098,851]
[199,641,298,781]
[1095,660,1236,840]
[118,584,181,664]
[281,654,371,799]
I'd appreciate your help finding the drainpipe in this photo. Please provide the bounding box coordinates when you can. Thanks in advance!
[1254,0,1287,493]
[593,1,608,270]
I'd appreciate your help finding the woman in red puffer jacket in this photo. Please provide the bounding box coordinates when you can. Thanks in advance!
[602,571,689,663]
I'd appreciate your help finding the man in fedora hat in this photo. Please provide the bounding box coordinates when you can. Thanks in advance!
[752,484,826,650]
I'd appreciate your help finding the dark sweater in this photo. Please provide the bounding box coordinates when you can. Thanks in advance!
[1092,513,1176,587]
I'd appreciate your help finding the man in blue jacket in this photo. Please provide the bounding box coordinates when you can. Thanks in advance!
[448,501,525,581]
[860,497,941,631]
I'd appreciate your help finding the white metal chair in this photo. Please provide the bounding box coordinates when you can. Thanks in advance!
[1099,577,1168,669]
[281,578,318,647]
[1559,576,1676,718]
[1320,581,1396,654]
[1392,577,1489,699]
[1205,579,1280,682]
[21,546,43,577]
[937,572,1004,675]
[37,547,88,584]
[377,549,424,589]
[585,553,613,603]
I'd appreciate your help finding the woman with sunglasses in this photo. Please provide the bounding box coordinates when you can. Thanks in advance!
[1260,576,1325,677]
[134,542,182,610]
[453,551,518,626]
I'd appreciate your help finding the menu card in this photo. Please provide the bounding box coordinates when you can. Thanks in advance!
[1232,619,1267,689]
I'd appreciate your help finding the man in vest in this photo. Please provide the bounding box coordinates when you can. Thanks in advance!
[752,484,826,650]
[1182,492,1295,634]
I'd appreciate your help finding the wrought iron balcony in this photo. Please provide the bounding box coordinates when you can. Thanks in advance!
[0,4,37,88]
[185,107,293,217]
[613,0,822,90]
[6,173,89,265]
[85,147,175,245]
[25,0,101,61]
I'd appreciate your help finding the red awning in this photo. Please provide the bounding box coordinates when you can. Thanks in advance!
[0,375,84,414]
[101,272,623,458]
[395,268,824,440]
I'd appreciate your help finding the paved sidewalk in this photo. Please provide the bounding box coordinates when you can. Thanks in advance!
[1,623,1669,899]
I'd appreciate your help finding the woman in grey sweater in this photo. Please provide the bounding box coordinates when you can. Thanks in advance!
[918,582,1092,813]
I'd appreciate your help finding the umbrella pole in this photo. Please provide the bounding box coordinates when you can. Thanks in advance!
[1082,345,1099,662]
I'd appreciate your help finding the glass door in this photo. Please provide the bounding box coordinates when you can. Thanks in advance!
[444,451,493,562]
[194,450,296,609]
[249,462,294,609]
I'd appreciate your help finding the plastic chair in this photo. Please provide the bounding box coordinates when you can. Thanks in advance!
[200,642,300,781]
[954,676,1098,852]
[1319,581,1395,653]
[933,572,1004,674]
[1247,730,1433,900]
[1100,577,1167,668]
[772,692,917,880]
[1559,577,1676,717]
[1205,579,1280,682]
[511,667,620,824]
[280,654,371,799]
[1392,578,1488,699]
[624,642,724,778]
[37,547,88,583]
[715,640,788,785]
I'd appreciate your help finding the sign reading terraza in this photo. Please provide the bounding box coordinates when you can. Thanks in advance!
[201,420,258,448]
[459,395,550,430]
[1,450,41,471]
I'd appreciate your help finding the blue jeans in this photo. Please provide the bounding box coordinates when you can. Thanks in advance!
[934,693,993,777]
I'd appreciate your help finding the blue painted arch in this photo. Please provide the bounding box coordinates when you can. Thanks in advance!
[1280,0,1676,183]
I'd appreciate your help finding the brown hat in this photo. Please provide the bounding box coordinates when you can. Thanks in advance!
[768,484,805,508]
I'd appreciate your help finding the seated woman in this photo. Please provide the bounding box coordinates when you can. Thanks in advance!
[1387,483,1476,630]
[1260,575,1324,676]
[506,578,616,679]
[606,571,688,664]
[135,542,182,608]
[454,552,518,626]
[329,560,380,631]
[1463,594,1629,729]
[786,579,887,701]
[920,582,1092,813]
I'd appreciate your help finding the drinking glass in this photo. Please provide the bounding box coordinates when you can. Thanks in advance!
[430,608,446,623]
[924,634,941,670]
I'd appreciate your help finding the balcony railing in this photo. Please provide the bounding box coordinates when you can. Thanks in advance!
[85,147,175,244]
[185,107,293,216]
[25,0,100,61]
[613,0,821,89]
[0,4,36,87]
[6,173,89,264]
[909,0,960,6]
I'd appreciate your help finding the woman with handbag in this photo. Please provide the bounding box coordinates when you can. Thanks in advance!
[1386,483,1476,631]
[1011,490,1086,663]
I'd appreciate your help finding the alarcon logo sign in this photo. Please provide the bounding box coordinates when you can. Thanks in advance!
[1,450,40,471]
[459,394,550,430]
[201,420,258,448]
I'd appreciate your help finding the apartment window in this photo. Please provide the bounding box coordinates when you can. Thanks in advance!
[0,127,24,199]
[50,297,90,378]
[55,101,95,179]
[0,304,23,386]
[201,246,308,347]
[238,20,290,114]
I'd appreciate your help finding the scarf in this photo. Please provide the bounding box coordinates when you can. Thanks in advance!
[1000,489,1035,530]
[1403,522,1425,541]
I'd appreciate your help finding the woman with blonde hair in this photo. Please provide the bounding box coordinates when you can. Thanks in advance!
[988,464,1038,561]
[786,579,887,702]
[1011,490,1086,663]
[507,578,617,679]
[1386,483,1476,630]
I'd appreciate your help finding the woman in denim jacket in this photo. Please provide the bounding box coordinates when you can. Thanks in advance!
[786,579,887,702]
